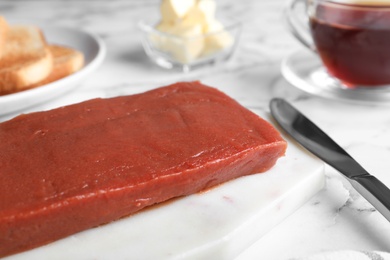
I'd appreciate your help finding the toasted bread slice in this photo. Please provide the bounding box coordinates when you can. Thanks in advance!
[0,25,53,95]
[0,16,9,58]
[39,44,84,85]
[22,44,85,92]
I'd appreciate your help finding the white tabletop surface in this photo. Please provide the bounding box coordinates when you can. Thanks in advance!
[1,0,390,259]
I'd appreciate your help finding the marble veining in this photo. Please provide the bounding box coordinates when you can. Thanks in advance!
[1,0,390,259]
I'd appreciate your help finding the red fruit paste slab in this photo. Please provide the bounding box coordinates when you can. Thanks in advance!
[0,81,287,257]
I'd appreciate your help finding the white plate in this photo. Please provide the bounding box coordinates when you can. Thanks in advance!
[4,112,325,260]
[0,25,106,116]
[281,48,390,105]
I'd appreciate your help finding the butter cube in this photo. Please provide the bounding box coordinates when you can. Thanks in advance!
[183,0,216,28]
[152,22,204,64]
[196,0,216,25]
[202,19,233,56]
[204,17,223,32]
[160,0,196,23]
[149,22,173,52]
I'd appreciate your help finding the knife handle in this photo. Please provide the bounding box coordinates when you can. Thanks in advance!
[350,175,390,222]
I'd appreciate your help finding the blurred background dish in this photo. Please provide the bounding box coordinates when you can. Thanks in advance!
[0,25,105,116]
[139,17,241,72]
[138,0,241,72]
[281,48,390,104]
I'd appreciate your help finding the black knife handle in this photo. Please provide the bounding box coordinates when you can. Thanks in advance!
[350,175,390,222]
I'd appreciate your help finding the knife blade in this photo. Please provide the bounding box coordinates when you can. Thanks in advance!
[270,98,390,222]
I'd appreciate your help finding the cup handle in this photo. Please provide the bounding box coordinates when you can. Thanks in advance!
[285,0,316,51]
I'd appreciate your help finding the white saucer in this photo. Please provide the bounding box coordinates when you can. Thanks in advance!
[0,25,106,116]
[281,48,390,104]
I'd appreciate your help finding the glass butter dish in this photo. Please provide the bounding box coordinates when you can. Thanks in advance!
[139,18,241,72]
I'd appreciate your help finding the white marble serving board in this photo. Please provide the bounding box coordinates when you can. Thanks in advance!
[295,250,390,260]
[5,114,325,260]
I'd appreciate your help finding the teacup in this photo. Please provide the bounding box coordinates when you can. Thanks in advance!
[286,0,390,88]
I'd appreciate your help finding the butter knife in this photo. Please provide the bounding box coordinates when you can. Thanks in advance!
[270,98,390,222]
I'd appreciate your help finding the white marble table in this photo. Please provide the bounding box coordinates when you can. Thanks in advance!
[1,0,390,259]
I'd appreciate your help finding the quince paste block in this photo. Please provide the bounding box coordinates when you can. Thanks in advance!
[0,81,287,257]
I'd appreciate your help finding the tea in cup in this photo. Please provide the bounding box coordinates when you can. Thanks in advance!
[286,0,390,88]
